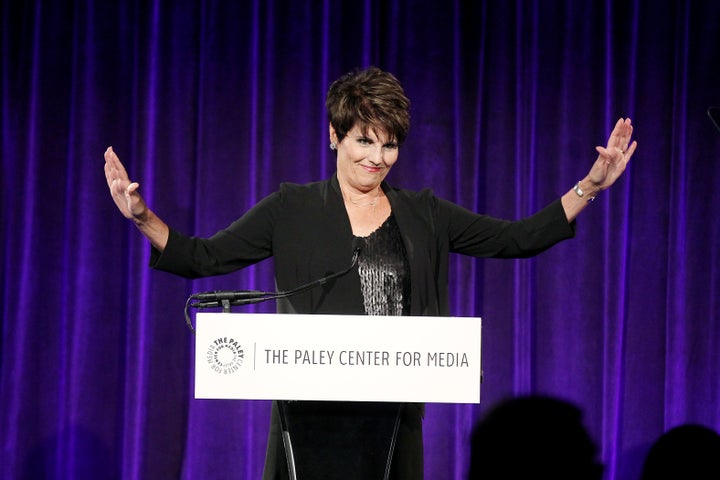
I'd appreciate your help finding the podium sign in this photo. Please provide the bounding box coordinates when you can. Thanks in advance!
[194,313,482,403]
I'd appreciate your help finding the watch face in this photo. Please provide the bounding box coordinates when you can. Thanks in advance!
[573,183,584,197]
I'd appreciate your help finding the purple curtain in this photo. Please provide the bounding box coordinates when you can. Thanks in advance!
[2,0,719,478]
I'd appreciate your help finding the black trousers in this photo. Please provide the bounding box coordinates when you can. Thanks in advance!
[262,401,424,480]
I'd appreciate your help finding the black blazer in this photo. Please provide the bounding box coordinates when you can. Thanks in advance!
[152,174,575,317]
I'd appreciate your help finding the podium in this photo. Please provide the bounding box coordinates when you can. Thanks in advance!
[193,313,482,479]
[194,312,482,403]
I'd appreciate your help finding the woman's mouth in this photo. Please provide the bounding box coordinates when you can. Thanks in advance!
[360,164,383,174]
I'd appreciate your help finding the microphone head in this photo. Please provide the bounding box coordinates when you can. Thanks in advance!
[352,236,366,253]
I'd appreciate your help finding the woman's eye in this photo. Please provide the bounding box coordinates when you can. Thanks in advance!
[357,137,372,145]
[384,143,399,150]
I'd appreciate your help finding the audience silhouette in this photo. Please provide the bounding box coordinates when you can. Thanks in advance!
[467,394,603,479]
[640,423,720,480]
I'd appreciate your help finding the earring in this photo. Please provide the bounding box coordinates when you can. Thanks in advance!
[329,142,337,150]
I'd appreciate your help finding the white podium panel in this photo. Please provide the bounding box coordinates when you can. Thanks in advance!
[194,313,481,404]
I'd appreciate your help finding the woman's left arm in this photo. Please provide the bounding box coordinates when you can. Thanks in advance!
[562,117,637,222]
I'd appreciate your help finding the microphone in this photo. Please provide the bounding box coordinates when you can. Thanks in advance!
[185,239,364,319]
[709,107,720,133]
[189,289,275,302]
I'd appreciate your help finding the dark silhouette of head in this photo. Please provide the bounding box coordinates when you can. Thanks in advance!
[640,423,720,480]
[468,394,603,480]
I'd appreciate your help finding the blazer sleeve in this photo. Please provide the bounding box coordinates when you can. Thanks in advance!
[439,197,576,258]
[149,191,282,279]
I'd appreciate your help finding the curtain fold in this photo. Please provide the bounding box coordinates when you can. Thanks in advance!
[2,1,719,479]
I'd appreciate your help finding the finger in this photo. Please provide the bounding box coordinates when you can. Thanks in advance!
[105,146,121,170]
[621,122,634,151]
[624,140,638,159]
[126,182,140,195]
[595,146,614,161]
[105,146,131,181]
[104,160,119,189]
[607,118,625,148]
[595,145,624,165]
[104,146,121,173]
[104,147,119,175]
[596,145,609,155]
[614,119,634,151]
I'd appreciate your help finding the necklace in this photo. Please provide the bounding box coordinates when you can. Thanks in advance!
[344,187,382,209]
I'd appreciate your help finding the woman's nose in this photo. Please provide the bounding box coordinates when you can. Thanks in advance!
[368,146,384,164]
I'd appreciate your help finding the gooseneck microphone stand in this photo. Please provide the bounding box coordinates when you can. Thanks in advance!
[183,243,363,332]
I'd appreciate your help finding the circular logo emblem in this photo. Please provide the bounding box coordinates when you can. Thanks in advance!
[207,337,244,374]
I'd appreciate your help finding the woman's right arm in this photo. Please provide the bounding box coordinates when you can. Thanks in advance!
[104,146,169,252]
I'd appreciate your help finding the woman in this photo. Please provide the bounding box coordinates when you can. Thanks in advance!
[104,67,636,479]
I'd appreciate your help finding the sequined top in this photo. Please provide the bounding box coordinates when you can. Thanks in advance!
[355,214,411,316]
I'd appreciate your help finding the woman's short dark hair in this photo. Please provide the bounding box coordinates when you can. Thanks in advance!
[326,66,410,145]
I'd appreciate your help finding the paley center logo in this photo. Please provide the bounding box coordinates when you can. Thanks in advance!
[206,337,244,374]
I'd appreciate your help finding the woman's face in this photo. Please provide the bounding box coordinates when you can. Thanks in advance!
[332,124,399,194]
